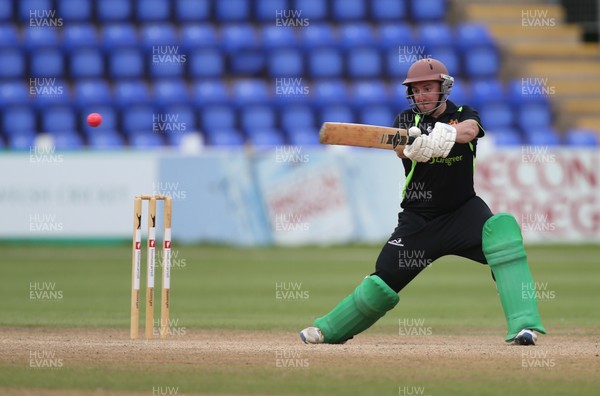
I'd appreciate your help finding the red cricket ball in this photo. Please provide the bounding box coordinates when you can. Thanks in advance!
[87,113,102,127]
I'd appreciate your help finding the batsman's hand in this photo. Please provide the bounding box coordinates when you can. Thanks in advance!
[403,127,435,162]
[429,122,456,158]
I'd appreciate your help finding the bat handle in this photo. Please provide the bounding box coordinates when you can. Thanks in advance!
[408,135,416,144]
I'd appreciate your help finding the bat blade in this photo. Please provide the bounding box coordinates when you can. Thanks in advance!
[319,122,411,150]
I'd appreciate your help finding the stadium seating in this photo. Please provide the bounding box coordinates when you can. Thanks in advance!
[0,1,13,21]
[0,0,576,149]
[564,129,599,146]
[371,0,407,21]
[175,0,211,22]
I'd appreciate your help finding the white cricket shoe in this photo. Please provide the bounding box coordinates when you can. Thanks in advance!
[514,329,537,345]
[300,326,324,344]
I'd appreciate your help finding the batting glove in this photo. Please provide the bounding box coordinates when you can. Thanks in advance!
[403,133,435,162]
[429,122,457,158]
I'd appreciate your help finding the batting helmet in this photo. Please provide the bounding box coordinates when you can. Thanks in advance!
[402,58,454,115]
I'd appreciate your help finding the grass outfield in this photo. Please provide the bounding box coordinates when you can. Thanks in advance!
[0,244,599,395]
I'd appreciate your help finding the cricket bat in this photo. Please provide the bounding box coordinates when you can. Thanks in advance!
[319,122,415,150]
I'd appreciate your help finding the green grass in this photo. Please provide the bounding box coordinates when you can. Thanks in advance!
[1,244,597,331]
[1,244,599,395]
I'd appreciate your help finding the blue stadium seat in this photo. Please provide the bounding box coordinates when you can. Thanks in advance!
[351,80,388,107]
[247,128,286,147]
[122,105,156,135]
[257,0,289,21]
[101,23,138,50]
[470,79,506,107]
[31,79,72,108]
[30,48,64,77]
[188,49,224,78]
[23,27,60,49]
[96,0,132,21]
[221,24,262,75]
[175,0,211,22]
[109,48,144,79]
[268,48,304,77]
[241,105,276,132]
[386,48,413,78]
[359,105,394,126]
[525,129,560,146]
[308,48,343,78]
[42,106,76,132]
[410,0,447,22]
[489,128,522,146]
[136,0,171,21]
[51,131,84,150]
[206,129,245,146]
[229,50,266,75]
[299,23,337,48]
[231,79,271,106]
[74,80,112,107]
[0,81,30,106]
[564,129,598,146]
[347,48,381,78]
[147,26,186,78]
[192,80,229,105]
[261,25,298,49]
[140,23,179,50]
[153,79,190,106]
[371,0,407,21]
[479,102,514,129]
[62,24,99,51]
[320,105,355,124]
[417,23,454,49]
[516,102,552,129]
[161,104,198,131]
[455,23,495,51]
[507,78,551,106]
[447,79,470,106]
[338,23,376,48]
[463,47,499,79]
[57,0,92,21]
[293,0,328,20]
[114,80,152,107]
[215,0,249,21]
[3,106,36,133]
[312,80,348,106]
[180,24,218,51]
[130,131,165,148]
[19,0,52,21]
[221,24,258,52]
[0,1,13,21]
[8,131,37,150]
[287,129,320,145]
[81,105,117,135]
[201,105,236,130]
[0,25,19,46]
[70,48,104,78]
[88,131,125,149]
[429,46,461,78]
[389,82,411,111]
[332,0,366,20]
[0,48,24,78]
[378,23,417,49]
[281,105,315,133]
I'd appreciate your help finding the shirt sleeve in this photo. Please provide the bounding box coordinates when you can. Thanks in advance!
[458,105,486,138]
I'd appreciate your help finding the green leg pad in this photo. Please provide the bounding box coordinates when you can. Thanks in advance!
[483,213,547,342]
[314,275,399,344]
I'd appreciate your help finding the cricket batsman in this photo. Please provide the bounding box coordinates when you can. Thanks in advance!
[300,58,546,346]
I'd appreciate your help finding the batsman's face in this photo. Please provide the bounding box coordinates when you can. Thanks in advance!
[411,81,441,113]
